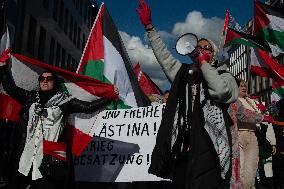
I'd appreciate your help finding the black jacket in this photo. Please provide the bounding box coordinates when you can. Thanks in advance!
[149,65,231,189]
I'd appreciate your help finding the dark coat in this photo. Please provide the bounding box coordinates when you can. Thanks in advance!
[148,65,231,189]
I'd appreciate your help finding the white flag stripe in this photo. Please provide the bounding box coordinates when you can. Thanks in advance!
[103,36,137,107]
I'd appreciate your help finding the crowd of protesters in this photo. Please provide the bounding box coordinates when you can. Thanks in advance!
[0,0,284,189]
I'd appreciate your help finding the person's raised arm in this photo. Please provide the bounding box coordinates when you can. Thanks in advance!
[0,49,31,104]
[62,86,119,114]
[136,0,181,82]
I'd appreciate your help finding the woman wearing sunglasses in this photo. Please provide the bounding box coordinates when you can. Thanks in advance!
[136,1,239,189]
[0,51,118,189]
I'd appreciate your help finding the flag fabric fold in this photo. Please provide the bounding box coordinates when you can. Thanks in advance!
[77,3,150,109]
[224,27,271,51]
[134,63,162,96]
[254,0,284,56]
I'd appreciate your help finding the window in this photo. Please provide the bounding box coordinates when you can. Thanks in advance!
[67,54,71,71]
[43,0,49,10]
[38,26,46,61]
[79,0,83,15]
[77,27,81,49]
[52,0,59,21]
[55,43,61,67]
[59,1,64,28]
[87,9,91,28]
[61,48,66,69]
[84,2,88,23]
[49,37,55,65]
[82,34,86,51]
[73,22,77,45]
[72,58,76,72]
[64,9,69,34]
[75,0,79,9]
[69,16,73,40]
[27,15,37,55]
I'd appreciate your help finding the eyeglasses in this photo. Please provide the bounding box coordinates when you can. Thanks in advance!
[197,45,213,53]
[38,76,54,82]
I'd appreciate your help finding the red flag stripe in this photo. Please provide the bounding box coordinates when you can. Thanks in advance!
[77,4,105,74]
[250,65,273,78]
[0,93,22,122]
[65,125,93,156]
[257,49,284,79]
[43,140,67,161]
[254,0,270,35]
[12,53,117,99]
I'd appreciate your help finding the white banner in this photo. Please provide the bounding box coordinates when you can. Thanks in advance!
[74,104,166,182]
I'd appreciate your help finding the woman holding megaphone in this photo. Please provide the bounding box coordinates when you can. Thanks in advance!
[136,0,239,188]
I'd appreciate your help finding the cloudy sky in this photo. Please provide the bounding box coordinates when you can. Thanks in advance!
[95,0,265,91]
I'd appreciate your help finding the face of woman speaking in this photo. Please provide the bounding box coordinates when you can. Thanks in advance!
[196,39,214,63]
[39,72,54,91]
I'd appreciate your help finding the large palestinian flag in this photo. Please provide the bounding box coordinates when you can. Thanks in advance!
[77,3,149,109]
[0,52,117,156]
[254,0,284,56]
[224,27,271,51]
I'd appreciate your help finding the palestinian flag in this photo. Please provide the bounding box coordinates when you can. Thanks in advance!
[222,11,243,35]
[250,47,274,78]
[0,52,117,156]
[254,0,284,56]
[271,80,284,102]
[224,27,271,51]
[250,47,284,101]
[222,10,230,36]
[250,48,284,79]
[134,63,162,96]
[77,3,149,109]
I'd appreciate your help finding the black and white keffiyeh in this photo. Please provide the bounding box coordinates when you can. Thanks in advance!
[149,64,231,180]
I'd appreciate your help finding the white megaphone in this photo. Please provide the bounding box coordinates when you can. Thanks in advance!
[175,33,198,56]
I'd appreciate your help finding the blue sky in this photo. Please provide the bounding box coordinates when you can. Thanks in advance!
[96,0,258,37]
[95,0,265,91]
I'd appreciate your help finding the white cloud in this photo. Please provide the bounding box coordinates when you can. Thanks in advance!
[119,31,170,91]
[172,11,224,45]
[118,11,224,91]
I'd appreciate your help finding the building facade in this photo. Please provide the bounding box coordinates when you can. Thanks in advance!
[227,0,283,103]
[6,0,98,72]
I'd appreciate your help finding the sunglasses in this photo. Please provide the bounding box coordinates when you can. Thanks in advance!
[197,45,213,53]
[38,76,54,82]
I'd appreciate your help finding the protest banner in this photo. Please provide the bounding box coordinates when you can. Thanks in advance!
[74,104,166,182]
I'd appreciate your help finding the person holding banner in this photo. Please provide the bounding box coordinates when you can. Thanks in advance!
[0,49,119,189]
[136,1,239,188]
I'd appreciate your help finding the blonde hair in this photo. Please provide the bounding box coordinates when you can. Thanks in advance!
[239,79,247,86]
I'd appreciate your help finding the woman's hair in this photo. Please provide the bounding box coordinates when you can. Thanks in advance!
[239,79,247,86]
[164,90,170,95]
